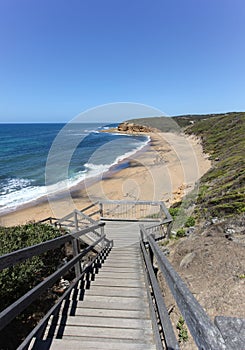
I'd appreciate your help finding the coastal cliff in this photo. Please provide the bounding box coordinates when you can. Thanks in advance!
[117,121,153,133]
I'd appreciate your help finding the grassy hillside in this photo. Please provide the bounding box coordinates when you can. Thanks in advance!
[185,112,245,219]
[128,112,245,219]
[126,112,240,130]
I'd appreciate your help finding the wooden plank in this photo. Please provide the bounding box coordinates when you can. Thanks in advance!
[105,259,141,264]
[79,201,99,212]
[104,252,140,257]
[48,315,152,329]
[72,307,150,319]
[41,338,156,350]
[82,294,147,305]
[94,272,145,280]
[75,299,145,311]
[99,266,143,273]
[103,254,140,259]
[103,255,142,262]
[48,324,154,340]
[100,199,161,205]
[86,286,147,297]
[102,259,142,265]
[91,278,143,288]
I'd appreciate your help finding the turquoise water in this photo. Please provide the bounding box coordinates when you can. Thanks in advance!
[0,123,149,214]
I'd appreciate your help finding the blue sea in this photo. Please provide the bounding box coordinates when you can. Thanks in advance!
[0,123,150,214]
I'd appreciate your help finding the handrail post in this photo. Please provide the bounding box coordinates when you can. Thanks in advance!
[73,211,81,278]
[74,210,79,231]
[72,238,81,278]
[99,202,103,218]
[149,243,154,266]
[166,221,172,238]
[101,223,105,248]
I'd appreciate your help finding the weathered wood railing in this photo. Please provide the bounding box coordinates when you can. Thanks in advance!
[0,222,112,349]
[99,199,172,224]
[140,225,228,350]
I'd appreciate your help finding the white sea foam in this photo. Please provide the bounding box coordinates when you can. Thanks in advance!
[0,136,150,215]
[0,178,32,195]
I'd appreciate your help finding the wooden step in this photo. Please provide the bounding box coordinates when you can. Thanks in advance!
[85,285,147,298]
[75,298,146,311]
[48,315,152,329]
[56,300,150,320]
[102,261,142,267]
[99,267,143,273]
[94,272,144,279]
[38,337,156,349]
[70,307,150,319]
[45,324,154,341]
[91,278,143,288]
[83,294,147,305]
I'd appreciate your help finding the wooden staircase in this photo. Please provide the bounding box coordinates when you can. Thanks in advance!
[1,201,232,350]
[33,222,157,349]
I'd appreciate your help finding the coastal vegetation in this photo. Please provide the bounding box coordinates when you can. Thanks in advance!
[128,111,245,221]
[185,112,245,219]
[0,223,65,348]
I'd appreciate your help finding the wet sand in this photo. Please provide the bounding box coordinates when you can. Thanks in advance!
[0,132,211,227]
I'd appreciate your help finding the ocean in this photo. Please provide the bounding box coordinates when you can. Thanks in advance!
[0,123,150,215]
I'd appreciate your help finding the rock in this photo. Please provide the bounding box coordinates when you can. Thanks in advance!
[225,227,236,235]
[162,247,170,256]
[204,220,211,228]
[186,227,195,236]
[211,217,219,224]
[224,227,236,240]
[117,122,153,133]
[180,252,196,268]
[118,123,128,131]
[214,316,245,350]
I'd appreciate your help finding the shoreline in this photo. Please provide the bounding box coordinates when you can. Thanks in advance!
[0,131,211,227]
[0,133,150,216]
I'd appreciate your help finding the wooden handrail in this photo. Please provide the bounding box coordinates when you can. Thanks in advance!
[79,201,99,212]
[0,223,105,271]
[0,234,107,332]
[99,199,171,223]
[100,199,163,205]
[140,239,179,350]
[17,240,112,350]
[145,232,228,349]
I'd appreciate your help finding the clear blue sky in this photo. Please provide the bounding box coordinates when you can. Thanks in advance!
[0,0,244,123]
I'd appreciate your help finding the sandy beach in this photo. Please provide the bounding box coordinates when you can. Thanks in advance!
[0,131,211,227]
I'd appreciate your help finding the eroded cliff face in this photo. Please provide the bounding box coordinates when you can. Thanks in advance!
[117,122,153,133]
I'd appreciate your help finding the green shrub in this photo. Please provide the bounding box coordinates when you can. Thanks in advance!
[169,207,180,219]
[185,216,195,227]
[176,228,186,237]
[0,223,64,312]
[177,316,189,343]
